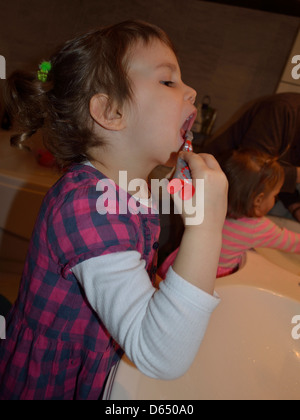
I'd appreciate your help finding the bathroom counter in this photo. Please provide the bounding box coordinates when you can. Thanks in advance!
[0,129,60,240]
[0,129,60,191]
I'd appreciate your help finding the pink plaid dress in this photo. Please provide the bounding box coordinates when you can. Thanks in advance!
[0,164,160,400]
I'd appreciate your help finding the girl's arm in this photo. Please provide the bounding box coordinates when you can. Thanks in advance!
[73,152,227,380]
[252,217,300,253]
[171,152,228,295]
[72,250,219,380]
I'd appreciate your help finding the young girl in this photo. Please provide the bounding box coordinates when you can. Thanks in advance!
[0,20,228,400]
[159,148,300,279]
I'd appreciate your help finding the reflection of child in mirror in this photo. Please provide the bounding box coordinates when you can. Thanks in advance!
[159,148,300,279]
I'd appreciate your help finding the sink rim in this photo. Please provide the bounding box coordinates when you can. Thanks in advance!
[217,250,300,302]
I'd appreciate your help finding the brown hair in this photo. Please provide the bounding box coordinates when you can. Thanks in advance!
[220,148,284,219]
[4,20,176,168]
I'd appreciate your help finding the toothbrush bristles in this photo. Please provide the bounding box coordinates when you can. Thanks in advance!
[185,130,193,142]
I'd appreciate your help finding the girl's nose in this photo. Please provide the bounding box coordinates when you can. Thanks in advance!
[184,84,197,105]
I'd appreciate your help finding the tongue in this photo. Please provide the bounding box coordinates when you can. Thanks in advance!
[181,118,193,140]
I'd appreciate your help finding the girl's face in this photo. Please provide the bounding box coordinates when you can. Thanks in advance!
[124,39,197,169]
[254,180,283,217]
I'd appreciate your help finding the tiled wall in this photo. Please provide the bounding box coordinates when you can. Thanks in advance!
[0,0,299,130]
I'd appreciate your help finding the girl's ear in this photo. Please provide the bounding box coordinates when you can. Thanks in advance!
[89,94,126,130]
[253,192,264,216]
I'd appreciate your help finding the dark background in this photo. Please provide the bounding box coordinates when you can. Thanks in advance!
[0,0,299,130]
[200,0,300,17]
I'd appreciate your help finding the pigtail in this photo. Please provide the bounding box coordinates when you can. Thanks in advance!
[3,70,50,150]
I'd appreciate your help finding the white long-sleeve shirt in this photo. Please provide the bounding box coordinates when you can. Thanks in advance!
[72,250,219,380]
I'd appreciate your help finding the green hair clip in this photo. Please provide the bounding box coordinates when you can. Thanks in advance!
[37,60,52,82]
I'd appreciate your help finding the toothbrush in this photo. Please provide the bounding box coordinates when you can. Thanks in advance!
[168,130,195,200]
[173,130,193,181]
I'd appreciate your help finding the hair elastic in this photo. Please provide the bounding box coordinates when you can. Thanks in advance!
[37,61,52,82]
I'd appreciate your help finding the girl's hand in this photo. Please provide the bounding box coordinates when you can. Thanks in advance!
[172,152,228,230]
[171,152,228,294]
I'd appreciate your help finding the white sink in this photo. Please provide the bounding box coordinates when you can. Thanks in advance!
[106,251,300,400]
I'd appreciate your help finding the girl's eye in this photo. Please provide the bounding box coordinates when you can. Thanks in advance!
[160,81,174,87]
